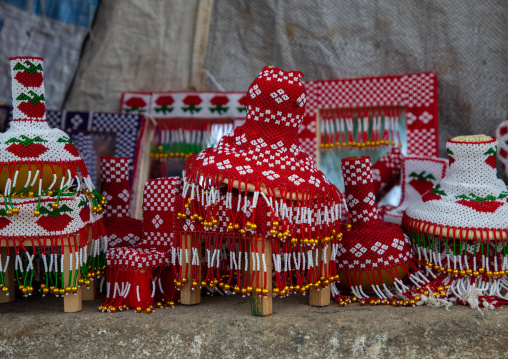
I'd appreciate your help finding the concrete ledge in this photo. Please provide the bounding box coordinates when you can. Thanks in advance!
[0,294,506,358]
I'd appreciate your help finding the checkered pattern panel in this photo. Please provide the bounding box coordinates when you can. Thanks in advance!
[46,109,62,128]
[107,247,169,269]
[101,157,129,183]
[70,132,97,186]
[143,177,183,212]
[400,73,437,108]
[101,157,131,218]
[407,128,437,156]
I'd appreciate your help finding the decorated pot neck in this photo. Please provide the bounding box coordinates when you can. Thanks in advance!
[445,136,499,186]
[9,57,50,131]
[341,156,379,227]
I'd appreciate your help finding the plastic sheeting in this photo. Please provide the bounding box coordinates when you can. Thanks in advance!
[0,0,99,109]
[64,0,199,112]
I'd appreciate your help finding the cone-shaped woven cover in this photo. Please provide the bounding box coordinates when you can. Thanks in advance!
[404,135,508,234]
[184,66,336,198]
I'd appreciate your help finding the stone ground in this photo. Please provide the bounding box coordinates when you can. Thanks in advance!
[0,294,506,359]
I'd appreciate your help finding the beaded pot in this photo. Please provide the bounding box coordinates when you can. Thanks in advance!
[0,57,106,303]
[334,156,430,308]
[403,135,508,308]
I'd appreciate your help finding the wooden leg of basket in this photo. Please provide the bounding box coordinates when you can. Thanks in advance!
[249,237,272,316]
[180,234,201,305]
[82,278,97,301]
[309,243,331,307]
[0,247,15,303]
[63,244,82,313]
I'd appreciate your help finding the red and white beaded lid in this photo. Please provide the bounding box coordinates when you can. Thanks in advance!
[404,135,508,233]
[184,66,338,198]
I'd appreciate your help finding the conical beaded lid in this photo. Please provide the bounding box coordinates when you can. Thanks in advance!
[184,66,338,199]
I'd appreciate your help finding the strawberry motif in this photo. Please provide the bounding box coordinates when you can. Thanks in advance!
[447,148,455,166]
[64,144,79,157]
[57,137,79,157]
[154,96,174,114]
[15,72,43,88]
[455,192,508,213]
[182,95,202,114]
[237,95,248,112]
[408,171,436,195]
[16,91,45,118]
[500,148,508,160]
[6,135,48,158]
[13,60,43,87]
[78,196,90,222]
[124,97,147,113]
[422,184,447,202]
[500,125,508,137]
[35,204,74,232]
[37,214,73,232]
[79,206,90,223]
[17,102,45,118]
[0,216,11,230]
[210,95,229,114]
[484,147,497,169]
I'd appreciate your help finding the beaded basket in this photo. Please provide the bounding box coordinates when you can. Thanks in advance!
[176,67,349,301]
[403,135,508,308]
[0,57,106,299]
